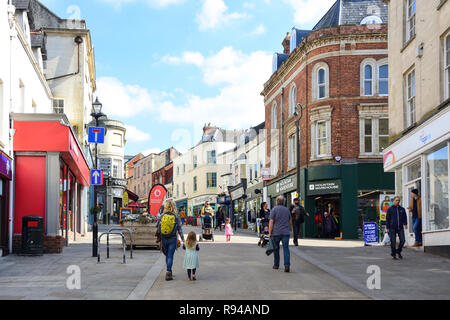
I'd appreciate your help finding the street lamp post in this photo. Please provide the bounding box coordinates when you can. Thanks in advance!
[91,97,105,257]
[294,103,303,238]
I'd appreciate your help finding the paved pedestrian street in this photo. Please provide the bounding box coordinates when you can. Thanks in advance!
[1,226,450,300]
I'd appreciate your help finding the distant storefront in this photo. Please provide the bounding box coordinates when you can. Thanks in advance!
[190,194,217,217]
[246,182,264,219]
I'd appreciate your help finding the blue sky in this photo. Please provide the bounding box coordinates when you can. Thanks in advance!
[39,0,336,155]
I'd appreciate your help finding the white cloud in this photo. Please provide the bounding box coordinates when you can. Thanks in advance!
[96,77,156,117]
[99,0,185,10]
[161,51,205,67]
[142,148,162,156]
[284,0,336,25]
[196,0,248,31]
[125,125,151,142]
[246,24,266,36]
[158,47,272,129]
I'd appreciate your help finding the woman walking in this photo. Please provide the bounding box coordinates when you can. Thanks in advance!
[157,200,185,281]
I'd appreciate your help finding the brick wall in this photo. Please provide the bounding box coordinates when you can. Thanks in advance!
[264,25,388,183]
[13,235,66,254]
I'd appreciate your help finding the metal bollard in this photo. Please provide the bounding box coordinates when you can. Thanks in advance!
[108,228,133,259]
[98,232,127,264]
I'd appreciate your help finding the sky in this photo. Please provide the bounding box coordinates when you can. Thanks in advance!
[39,0,336,156]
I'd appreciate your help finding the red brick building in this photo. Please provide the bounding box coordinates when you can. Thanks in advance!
[262,0,394,239]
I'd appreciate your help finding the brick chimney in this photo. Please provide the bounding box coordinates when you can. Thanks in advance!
[282,32,291,54]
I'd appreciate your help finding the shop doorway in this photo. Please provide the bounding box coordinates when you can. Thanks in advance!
[314,195,341,239]
[113,198,122,224]
[405,182,420,246]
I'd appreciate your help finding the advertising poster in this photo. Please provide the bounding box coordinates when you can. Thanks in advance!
[379,194,395,222]
[148,184,168,217]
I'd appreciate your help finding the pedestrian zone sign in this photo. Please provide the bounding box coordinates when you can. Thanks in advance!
[88,127,105,144]
[91,170,103,186]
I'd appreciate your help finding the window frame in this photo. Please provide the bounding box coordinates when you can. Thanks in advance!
[312,62,330,101]
[378,64,389,96]
[406,69,416,127]
[288,134,296,169]
[289,84,297,116]
[207,172,217,188]
[363,64,374,96]
[318,68,327,99]
[405,0,416,43]
[315,121,328,157]
[53,99,64,114]
[445,34,450,100]
[271,102,278,129]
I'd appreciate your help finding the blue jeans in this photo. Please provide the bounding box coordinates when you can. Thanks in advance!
[273,235,290,268]
[161,237,177,272]
[412,218,422,243]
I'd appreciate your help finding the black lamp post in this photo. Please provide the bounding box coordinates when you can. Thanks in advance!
[91,97,105,257]
[294,103,303,238]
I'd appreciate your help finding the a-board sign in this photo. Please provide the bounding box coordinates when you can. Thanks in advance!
[120,207,132,220]
[363,222,379,245]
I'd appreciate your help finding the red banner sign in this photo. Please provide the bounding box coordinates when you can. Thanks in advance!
[148,184,168,217]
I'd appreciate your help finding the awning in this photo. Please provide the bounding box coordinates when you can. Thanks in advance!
[12,114,91,186]
[125,189,139,202]
[128,200,146,208]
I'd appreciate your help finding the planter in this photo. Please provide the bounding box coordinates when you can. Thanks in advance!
[121,221,159,249]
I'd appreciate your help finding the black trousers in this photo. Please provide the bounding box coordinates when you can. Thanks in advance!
[389,229,406,257]
[187,268,196,278]
[293,220,303,244]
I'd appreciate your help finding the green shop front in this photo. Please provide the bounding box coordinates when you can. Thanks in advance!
[267,174,299,210]
[301,163,394,240]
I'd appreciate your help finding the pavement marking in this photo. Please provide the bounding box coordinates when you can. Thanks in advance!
[127,253,165,300]
[291,247,385,300]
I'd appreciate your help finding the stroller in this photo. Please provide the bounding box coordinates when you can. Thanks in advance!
[199,215,214,242]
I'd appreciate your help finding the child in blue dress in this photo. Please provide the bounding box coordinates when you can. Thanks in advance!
[183,231,200,280]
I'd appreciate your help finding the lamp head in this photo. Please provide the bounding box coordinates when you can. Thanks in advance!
[92,97,103,115]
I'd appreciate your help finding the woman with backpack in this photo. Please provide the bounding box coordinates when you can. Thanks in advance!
[157,200,185,281]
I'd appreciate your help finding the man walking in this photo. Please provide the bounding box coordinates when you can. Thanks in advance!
[269,196,292,272]
[386,196,408,260]
[290,198,309,246]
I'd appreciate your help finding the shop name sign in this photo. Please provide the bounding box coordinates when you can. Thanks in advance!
[192,195,217,206]
[308,180,341,195]
[276,177,295,194]
[230,187,245,200]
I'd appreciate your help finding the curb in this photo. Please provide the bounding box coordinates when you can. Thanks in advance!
[127,254,165,300]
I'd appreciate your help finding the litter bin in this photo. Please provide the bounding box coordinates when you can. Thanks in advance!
[22,215,44,255]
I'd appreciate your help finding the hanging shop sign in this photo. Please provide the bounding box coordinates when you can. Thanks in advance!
[123,191,129,207]
[307,180,341,196]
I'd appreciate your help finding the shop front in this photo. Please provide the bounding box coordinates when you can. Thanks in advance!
[0,151,12,256]
[190,194,217,217]
[384,105,449,257]
[12,114,91,253]
[267,174,298,209]
[303,163,394,240]
[229,182,247,228]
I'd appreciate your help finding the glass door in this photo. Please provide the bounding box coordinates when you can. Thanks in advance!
[404,159,422,246]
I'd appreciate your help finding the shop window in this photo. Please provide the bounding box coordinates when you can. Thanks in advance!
[407,160,421,182]
[426,145,449,231]
[405,69,416,128]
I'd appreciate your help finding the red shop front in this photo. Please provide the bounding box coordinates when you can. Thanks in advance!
[12,114,91,253]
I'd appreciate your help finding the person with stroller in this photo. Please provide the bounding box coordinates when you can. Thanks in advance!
[259,202,270,232]
[258,225,270,248]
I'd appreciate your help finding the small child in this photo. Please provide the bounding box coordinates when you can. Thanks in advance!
[258,226,270,247]
[183,231,200,280]
[225,218,233,242]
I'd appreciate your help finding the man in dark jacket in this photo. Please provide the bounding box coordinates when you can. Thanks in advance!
[290,198,309,246]
[386,196,408,260]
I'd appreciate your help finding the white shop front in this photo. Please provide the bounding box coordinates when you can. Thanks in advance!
[383,104,449,257]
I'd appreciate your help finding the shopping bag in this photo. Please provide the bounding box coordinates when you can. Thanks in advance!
[265,238,277,256]
[382,233,391,246]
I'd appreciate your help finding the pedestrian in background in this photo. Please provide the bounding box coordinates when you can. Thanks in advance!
[260,202,270,231]
[408,189,422,247]
[183,231,200,281]
[215,206,224,231]
[290,198,309,246]
[225,218,233,242]
[179,207,187,225]
[157,200,185,281]
[269,195,292,272]
[386,196,408,260]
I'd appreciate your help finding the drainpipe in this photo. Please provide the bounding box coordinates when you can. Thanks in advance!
[280,86,285,177]
[8,1,15,254]
[46,36,83,81]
